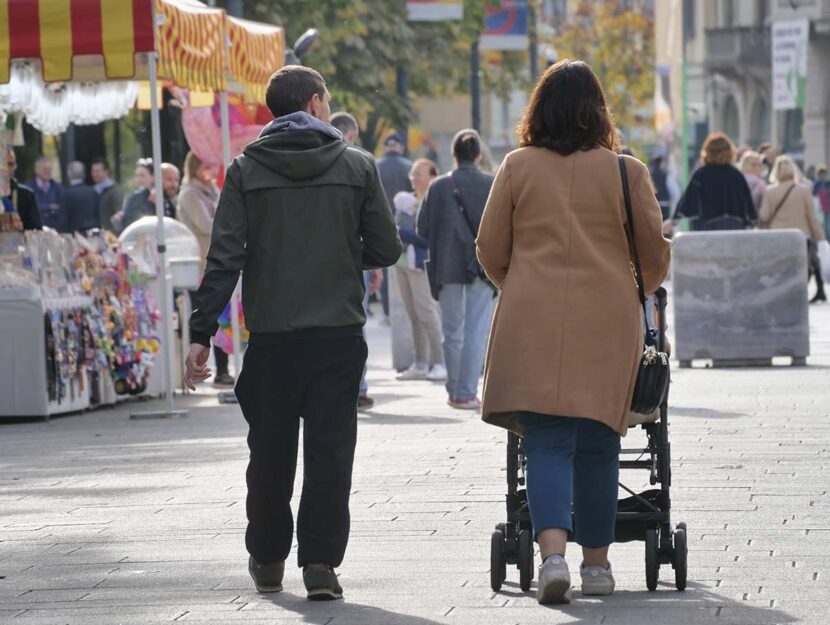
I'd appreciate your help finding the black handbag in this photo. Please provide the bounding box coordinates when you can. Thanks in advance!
[619,156,670,415]
[448,172,496,292]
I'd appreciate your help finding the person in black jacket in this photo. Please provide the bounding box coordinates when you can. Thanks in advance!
[675,132,756,230]
[184,66,401,600]
[61,161,100,233]
[3,148,41,231]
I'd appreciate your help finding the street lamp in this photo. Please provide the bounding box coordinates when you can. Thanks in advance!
[284,28,320,66]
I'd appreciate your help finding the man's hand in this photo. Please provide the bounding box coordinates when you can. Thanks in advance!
[368,269,383,295]
[184,343,211,391]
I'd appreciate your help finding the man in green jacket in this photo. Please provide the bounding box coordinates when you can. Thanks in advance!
[184,65,402,600]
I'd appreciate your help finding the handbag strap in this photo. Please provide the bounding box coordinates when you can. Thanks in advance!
[618,156,655,341]
[449,172,479,240]
[768,182,797,225]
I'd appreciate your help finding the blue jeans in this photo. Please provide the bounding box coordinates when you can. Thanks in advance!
[519,412,621,548]
[438,279,495,401]
[359,271,370,397]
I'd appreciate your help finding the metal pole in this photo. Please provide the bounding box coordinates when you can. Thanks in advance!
[396,66,409,152]
[219,91,242,381]
[471,35,481,133]
[529,1,539,82]
[680,0,690,188]
[131,49,187,419]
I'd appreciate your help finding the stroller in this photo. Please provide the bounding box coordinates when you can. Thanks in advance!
[489,287,687,593]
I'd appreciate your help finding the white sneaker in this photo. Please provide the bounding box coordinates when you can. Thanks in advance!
[425,364,447,381]
[537,555,571,604]
[580,561,615,596]
[397,365,428,380]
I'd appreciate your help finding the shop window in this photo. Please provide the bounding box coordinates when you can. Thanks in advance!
[723,95,740,142]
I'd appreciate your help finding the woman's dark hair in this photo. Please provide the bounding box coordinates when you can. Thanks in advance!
[136,157,153,175]
[452,129,482,163]
[265,65,327,119]
[517,59,619,155]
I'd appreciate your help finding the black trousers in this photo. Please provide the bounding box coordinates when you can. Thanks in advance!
[234,329,367,568]
[214,345,229,375]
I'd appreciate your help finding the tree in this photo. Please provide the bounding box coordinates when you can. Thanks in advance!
[231,0,530,152]
[551,1,654,153]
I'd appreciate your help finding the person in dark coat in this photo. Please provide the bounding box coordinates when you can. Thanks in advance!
[27,156,63,230]
[675,132,756,230]
[376,133,413,321]
[91,158,124,232]
[61,161,100,233]
[3,148,41,231]
[417,129,495,411]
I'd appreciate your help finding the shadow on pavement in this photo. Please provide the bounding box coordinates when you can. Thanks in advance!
[670,406,746,419]
[495,579,797,624]
[359,411,463,425]
[262,591,447,624]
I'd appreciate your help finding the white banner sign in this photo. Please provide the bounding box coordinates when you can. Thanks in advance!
[772,20,809,111]
[407,1,463,21]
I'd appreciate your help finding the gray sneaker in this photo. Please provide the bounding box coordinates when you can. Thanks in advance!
[248,556,284,593]
[580,561,615,596]
[536,555,572,604]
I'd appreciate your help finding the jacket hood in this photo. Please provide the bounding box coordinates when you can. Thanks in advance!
[243,112,347,181]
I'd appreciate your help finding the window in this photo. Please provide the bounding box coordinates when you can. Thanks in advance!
[723,95,741,142]
[750,98,770,145]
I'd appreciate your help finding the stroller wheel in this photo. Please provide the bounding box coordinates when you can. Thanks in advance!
[490,530,507,592]
[518,529,534,592]
[645,528,659,591]
[673,525,688,591]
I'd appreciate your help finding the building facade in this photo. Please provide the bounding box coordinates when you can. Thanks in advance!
[673,0,830,169]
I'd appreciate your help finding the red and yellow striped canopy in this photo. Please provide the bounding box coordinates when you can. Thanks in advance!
[0,0,284,101]
[0,0,155,84]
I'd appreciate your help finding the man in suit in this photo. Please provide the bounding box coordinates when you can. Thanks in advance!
[3,148,41,231]
[417,129,495,411]
[27,156,63,230]
[61,161,100,233]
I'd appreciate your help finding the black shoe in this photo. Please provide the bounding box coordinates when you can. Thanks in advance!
[303,565,343,601]
[357,395,374,411]
[213,372,235,388]
[810,292,827,304]
[248,556,284,593]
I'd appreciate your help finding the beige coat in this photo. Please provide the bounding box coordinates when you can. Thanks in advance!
[476,147,671,436]
[177,178,220,273]
[759,182,825,241]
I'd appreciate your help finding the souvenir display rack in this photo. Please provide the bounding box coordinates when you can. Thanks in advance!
[0,230,161,418]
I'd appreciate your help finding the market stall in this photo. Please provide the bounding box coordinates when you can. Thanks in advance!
[0,0,284,416]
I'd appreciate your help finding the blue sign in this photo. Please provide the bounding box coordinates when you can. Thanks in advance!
[481,1,528,51]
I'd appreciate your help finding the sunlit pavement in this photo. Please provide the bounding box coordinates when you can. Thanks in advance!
[1,297,829,624]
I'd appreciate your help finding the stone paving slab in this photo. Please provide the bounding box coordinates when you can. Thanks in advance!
[1,300,830,624]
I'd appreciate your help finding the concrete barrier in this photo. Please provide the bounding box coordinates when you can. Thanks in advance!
[672,229,810,367]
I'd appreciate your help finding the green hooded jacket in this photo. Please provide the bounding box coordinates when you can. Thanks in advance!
[189,120,402,346]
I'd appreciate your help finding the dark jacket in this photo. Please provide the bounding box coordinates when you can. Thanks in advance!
[121,188,175,230]
[27,178,63,229]
[6,180,42,230]
[61,183,100,233]
[377,151,413,209]
[417,163,495,287]
[189,112,402,346]
[676,164,756,230]
[98,182,124,232]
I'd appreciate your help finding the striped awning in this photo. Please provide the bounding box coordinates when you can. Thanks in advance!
[0,0,155,84]
[227,16,284,103]
[155,0,226,93]
[0,0,283,100]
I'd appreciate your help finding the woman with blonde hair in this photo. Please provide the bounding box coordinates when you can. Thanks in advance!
[177,151,234,385]
[476,59,671,604]
[760,155,826,303]
[740,150,766,214]
[675,132,756,230]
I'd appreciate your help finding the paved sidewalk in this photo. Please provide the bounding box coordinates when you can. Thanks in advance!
[1,302,830,624]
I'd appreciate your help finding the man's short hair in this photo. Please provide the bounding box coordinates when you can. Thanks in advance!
[67,161,85,181]
[452,129,482,163]
[35,155,52,166]
[265,65,327,119]
[91,157,110,172]
[330,112,358,136]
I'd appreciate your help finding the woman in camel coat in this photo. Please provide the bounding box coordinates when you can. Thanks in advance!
[476,60,671,605]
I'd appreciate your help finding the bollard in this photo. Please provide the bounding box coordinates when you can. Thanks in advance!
[672,229,810,367]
